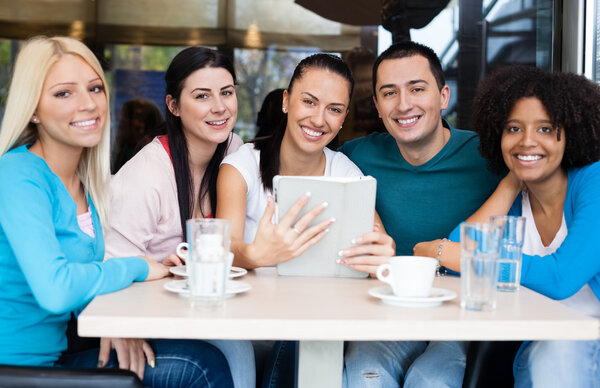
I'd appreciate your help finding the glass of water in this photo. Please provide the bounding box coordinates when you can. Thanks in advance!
[186,218,231,309]
[490,215,526,292]
[460,222,502,311]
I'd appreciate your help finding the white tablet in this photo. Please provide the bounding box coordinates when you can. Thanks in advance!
[273,175,376,278]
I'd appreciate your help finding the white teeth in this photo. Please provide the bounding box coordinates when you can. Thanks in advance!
[396,117,419,125]
[208,119,226,125]
[302,126,324,137]
[71,119,96,127]
[517,154,543,161]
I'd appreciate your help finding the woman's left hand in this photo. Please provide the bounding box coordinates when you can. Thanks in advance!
[338,224,395,275]
[98,337,154,380]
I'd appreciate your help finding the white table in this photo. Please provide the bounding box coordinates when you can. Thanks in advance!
[78,268,599,387]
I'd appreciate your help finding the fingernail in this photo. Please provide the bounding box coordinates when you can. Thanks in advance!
[328,218,336,225]
[336,258,347,264]
[97,360,105,368]
[352,237,362,244]
[150,360,155,368]
[324,228,330,233]
[305,192,311,198]
[338,249,346,256]
[321,201,328,208]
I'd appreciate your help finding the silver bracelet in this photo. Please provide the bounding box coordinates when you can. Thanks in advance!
[437,238,448,263]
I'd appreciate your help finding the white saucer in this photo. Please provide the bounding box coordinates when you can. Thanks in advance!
[164,279,251,298]
[368,286,457,308]
[169,265,248,279]
[229,266,248,278]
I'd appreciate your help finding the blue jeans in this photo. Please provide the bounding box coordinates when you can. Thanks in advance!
[56,339,233,388]
[344,341,468,388]
[204,340,255,388]
[514,340,600,388]
[260,341,297,388]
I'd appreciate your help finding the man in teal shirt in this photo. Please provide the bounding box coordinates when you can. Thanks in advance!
[339,47,499,259]
[340,42,500,388]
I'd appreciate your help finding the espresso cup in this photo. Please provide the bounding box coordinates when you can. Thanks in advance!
[376,256,438,297]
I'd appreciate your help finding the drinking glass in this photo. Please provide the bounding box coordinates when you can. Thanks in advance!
[460,222,502,311]
[186,218,231,309]
[490,215,526,292]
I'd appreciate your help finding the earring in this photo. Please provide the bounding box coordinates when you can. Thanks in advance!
[282,107,287,114]
[31,117,39,124]
[340,125,343,129]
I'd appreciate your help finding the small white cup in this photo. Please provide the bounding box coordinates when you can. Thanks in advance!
[376,256,438,297]
[176,242,234,274]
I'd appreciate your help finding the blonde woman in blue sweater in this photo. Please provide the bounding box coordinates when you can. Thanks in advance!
[0,36,233,387]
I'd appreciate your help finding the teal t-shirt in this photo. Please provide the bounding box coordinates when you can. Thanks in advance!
[339,124,501,255]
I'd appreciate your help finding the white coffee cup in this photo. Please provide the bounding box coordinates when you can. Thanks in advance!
[376,256,438,297]
[176,242,234,274]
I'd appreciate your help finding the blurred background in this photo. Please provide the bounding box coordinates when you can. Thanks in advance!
[0,0,596,145]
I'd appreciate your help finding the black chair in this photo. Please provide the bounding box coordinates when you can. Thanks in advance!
[0,364,143,387]
[0,314,143,388]
[462,341,522,388]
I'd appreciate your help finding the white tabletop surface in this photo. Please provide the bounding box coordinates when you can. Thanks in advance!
[78,267,599,341]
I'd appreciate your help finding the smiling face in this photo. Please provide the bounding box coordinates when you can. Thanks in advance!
[374,55,449,151]
[501,97,566,184]
[168,66,237,147]
[34,54,107,152]
[282,68,350,154]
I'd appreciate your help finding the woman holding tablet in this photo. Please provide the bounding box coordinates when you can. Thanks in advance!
[0,36,233,387]
[415,66,600,387]
[217,53,395,270]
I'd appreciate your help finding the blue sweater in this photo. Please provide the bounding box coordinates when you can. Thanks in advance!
[0,145,149,366]
[450,161,600,301]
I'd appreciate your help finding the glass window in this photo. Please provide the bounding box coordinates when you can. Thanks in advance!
[593,0,600,81]
[0,0,559,136]
[234,48,323,141]
[0,39,14,120]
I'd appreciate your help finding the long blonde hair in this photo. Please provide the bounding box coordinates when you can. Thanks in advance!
[0,36,111,228]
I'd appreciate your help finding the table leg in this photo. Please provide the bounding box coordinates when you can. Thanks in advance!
[297,340,343,388]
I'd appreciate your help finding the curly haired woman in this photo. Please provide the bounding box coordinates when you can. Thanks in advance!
[414,65,600,387]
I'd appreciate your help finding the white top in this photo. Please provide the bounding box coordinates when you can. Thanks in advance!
[221,143,363,243]
[105,135,243,262]
[521,191,600,317]
[77,209,95,238]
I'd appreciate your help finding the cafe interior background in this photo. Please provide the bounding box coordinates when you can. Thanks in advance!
[0,0,597,146]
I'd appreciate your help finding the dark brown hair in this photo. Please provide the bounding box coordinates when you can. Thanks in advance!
[253,53,354,191]
[473,65,600,174]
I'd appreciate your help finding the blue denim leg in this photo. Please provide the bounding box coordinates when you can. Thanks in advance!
[204,340,255,388]
[57,339,234,388]
[404,341,468,388]
[343,341,428,388]
[514,340,600,388]
[261,341,297,388]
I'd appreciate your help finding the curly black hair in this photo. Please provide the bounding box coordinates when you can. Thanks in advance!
[472,65,600,174]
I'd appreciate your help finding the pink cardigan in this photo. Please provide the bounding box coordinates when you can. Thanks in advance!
[105,135,243,262]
